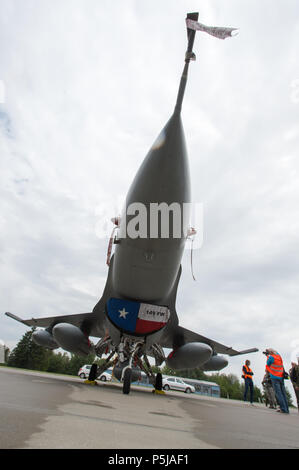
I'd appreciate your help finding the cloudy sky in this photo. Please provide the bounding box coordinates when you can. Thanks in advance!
[1,0,299,400]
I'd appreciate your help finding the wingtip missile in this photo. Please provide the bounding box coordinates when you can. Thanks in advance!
[228,347,259,357]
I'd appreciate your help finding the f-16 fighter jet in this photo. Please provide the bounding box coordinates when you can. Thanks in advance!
[6,13,257,394]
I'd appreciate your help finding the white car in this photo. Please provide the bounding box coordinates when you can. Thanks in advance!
[78,365,112,382]
[162,377,195,394]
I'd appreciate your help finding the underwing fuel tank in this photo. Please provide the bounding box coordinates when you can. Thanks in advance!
[32,329,59,350]
[166,342,213,370]
[201,355,228,371]
[52,323,94,356]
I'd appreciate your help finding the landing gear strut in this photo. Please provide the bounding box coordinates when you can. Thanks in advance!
[88,363,98,382]
[155,372,163,391]
[120,340,143,395]
[86,334,166,395]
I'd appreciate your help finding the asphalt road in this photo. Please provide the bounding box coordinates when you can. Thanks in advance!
[0,367,298,450]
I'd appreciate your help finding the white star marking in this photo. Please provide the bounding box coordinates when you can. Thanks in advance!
[119,308,129,319]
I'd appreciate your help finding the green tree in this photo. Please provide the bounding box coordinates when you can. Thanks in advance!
[46,351,70,374]
[7,329,99,376]
[208,373,242,399]
[159,365,175,376]
[207,372,263,402]
[65,353,96,376]
[285,387,294,407]
[174,368,208,381]
[7,328,50,371]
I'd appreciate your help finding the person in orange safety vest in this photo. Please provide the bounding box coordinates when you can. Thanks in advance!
[264,348,289,414]
[242,359,254,404]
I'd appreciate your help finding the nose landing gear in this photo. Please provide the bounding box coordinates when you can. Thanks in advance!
[87,334,166,395]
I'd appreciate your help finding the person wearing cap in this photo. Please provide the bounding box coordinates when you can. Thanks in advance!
[289,358,299,413]
[264,348,289,414]
[242,359,254,404]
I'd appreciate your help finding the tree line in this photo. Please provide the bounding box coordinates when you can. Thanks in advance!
[6,328,96,377]
[4,327,293,406]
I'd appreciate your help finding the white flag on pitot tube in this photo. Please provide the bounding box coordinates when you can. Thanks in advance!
[186,18,239,40]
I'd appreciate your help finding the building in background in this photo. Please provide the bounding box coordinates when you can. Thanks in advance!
[0,342,6,364]
[138,372,220,397]
[183,378,221,397]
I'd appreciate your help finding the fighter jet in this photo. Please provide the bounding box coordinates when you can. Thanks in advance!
[5,13,258,394]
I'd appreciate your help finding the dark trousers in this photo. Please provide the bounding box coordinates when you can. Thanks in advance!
[244,378,253,403]
[271,378,289,413]
[294,386,299,412]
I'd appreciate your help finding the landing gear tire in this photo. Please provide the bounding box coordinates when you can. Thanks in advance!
[123,368,132,395]
[88,364,98,381]
[155,372,163,391]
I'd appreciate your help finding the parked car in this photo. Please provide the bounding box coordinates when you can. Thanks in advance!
[98,371,112,382]
[162,377,195,393]
[78,364,91,379]
[78,365,112,382]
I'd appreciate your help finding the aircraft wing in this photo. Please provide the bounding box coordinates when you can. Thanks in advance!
[161,323,258,357]
[6,306,258,357]
[5,258,114,340]
[5,310,106,338]
[177,325,258,356]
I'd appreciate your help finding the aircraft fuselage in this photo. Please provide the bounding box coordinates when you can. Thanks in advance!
[112,112,190,304]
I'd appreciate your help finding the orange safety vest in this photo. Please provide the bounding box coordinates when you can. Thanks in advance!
[243,364,253,379]
[266,353,284,378]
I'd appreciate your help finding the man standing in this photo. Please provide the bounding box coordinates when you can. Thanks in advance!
[242,359,254,404]
[289,358,299,413]
[262,371,277,409]
[264,348,289,414]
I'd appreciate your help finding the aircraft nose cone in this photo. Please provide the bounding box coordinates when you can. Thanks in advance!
[125,113,190,206]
